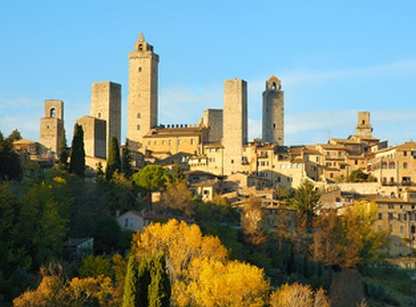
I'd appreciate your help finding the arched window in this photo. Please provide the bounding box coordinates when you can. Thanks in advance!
[97,112,102,118]
[389,162,396,169]
[50,107,56,118]
[138,67,142,72]
[138,44,143,51]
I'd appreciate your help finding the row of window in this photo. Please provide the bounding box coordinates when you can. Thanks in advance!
[146,138,197,146]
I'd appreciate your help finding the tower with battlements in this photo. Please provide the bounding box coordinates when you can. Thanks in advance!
[127,33,159,150]
[40,99,64,157]
[262,76,284,145]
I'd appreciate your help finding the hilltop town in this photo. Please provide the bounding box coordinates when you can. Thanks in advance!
[3,33,416,306]
[15,33,416,258]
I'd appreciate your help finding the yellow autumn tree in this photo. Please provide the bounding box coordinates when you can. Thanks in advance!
[13,274,114,307]
[175,257,269,307]
[133,219,270,306]
[269,283,330,307]
[133,219,228,279]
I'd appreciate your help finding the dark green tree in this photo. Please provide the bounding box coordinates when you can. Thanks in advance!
[148,254,171,307]
[121,140,133,178]
[0,131,22,181]
[122,255,151,307]
[290,180,321,230]
[69,124,85,177]
[106,137,121,180]
[6,129,22,142]
[96,162,105,179]
[132,164,169,192]
[58,128,69,167]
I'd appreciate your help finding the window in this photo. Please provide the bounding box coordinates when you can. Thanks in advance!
[400,225,404,234]
[137,125,140,130]
[403,162,408,169]
[97,112,101,118]
[273,123,276,129]
[362,120,365,125]
[50,107,56,118]
[138,44,143,51]
[138,67,142,72]
[355,160,358,165]
[378,213,383,220]
[137,113,141,119]
[404,151,408,156]
[388,212,393,220]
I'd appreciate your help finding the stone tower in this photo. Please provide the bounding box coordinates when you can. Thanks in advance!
[40,99,64,157]
[90,81,121,157]
[355,111,373,139]
[223,79,248,175]
[127,33,159,150]
[262,76,284,145]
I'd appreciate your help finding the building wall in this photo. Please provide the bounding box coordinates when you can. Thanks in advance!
[262,76,284,145]
[371,143,416,186]
[127,33,159,150]
[374,200,416,256]
[200,109,223,143]
[76,116,106,159]
[223,79,247,175]
[39,99,64,157]
[90,81,121,157]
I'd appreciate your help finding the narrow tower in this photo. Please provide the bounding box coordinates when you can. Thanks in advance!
[355,111,373,139]
[223,79,248,175]
[127,33,159,150]
[90,81,121,157]
[40,99,64,157]
[262,76,284,145]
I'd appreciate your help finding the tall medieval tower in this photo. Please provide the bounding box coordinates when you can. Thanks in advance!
[355,111,373,139]
[262,76,284,145]
[90,81,121,157]
[40,99,64,157]
[223,79,248,175]
[127,33,159,150]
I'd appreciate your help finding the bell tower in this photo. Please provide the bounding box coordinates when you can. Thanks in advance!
[262,76,284,145]
[127,33,159,150]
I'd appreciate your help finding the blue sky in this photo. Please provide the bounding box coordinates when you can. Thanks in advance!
[1,0,416,145]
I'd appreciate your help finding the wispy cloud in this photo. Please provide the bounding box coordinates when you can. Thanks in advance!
[280,59,416,88]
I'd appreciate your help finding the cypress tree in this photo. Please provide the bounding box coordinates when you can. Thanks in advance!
[69,123,85,177]
[105,137,121,180]
[122,255,139,307]
[137,256,151,307]
[121,140,133,178]
[148,254,171,307]
[58,128,69,167]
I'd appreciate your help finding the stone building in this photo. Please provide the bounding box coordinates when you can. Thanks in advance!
[76,116,106,159]
[143,125,209,158]
[39,99,64,157]
[262,76,284,145]
[223,79,248,175]
[199,108,223,143]
[127,33,159,150]
[90,81,121,156]
[370,142,416,188]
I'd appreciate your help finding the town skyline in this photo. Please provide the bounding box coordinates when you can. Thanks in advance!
[1,1,416,145]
